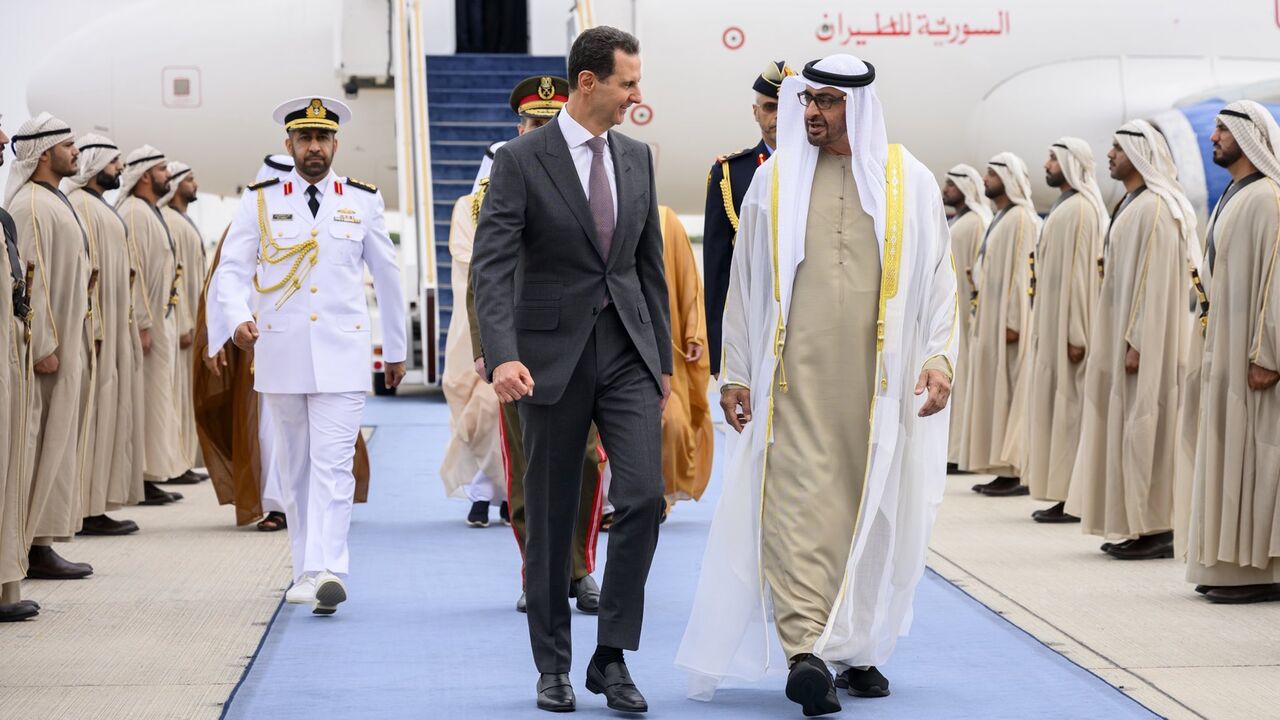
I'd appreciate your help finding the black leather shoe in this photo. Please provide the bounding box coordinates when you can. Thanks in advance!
[27,545,93,580]
[78,514,140,536]
[947,462,971,475]
[1106,531,1173,560]
[1031,502,1080,524]
[586,658,648,713]
[0,602,38,622]
[570,575,600,614]
[140,481,180,505]
[517,591,527,613]
[1100,538,1135,553]
[537,673,576,712]
[785,655,841,717]
[980,476,1029,496]
[1204,583,1280,604]
[834,666,890,698]
[162,471,202,485]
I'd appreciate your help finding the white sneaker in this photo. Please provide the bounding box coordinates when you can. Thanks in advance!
[313,572,347,615]
[285,575,316,604]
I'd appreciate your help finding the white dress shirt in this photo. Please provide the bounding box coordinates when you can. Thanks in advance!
[557,106,619,224]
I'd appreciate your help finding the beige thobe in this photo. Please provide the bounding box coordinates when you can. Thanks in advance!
[960,205,1036,475]
[1187,177,1280,585]
[119,196,186,480]
[1066,191,1191,538]
[10,182,91,541]
[763,152,877,659]
[1,224,35,583]
[163,205,205,468]
[948,209,986,466]
[1025,193,1103,501]
[440,194,503,496]
[71,189,141,513]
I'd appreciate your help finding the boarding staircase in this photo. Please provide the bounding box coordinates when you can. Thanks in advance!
[425,53,568,378]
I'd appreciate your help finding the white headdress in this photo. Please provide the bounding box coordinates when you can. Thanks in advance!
[1049,137,1109,239]
[159,160,191,207]
[116,145,167,208]
[986,151,1042,232]
[945,164,993,225]
[4,112,73,207]
[1114,119,1199,257]
[1217,100,1280,185]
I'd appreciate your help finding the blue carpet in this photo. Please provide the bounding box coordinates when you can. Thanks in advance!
[222,395,1159,720]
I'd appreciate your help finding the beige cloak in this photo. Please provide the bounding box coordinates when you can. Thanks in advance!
[71,188,141,513]
[162,205,204,467]
[1025,192,1103,501]
[1066,191,1193,538]
[10,181,91,540]
[947,209,986,466]
[1,218,35,583]
[960,205,1037,475]
[1187,177,1280,584]
[119,195,186,480]
[440,193,503,497]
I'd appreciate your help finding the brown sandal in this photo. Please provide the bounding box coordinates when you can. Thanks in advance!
[256,512,287,532]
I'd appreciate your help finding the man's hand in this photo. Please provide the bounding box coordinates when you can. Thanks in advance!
[720,386,753,433]
[179,330,194,350]
[473,357,487,381]
[660,373,672,411]
[233,321,259,351]
[492,361,534,403]
[1125,345,1140,375]
[1248,362,1280,391]
[1067,343,1085,364]
[34,353,59,375]
[684,342,703,364]
[203,345,228,376]
[139,328,152,356]
[915,369,951,417]
[384,361,407,389]
[1005,328,1020,344]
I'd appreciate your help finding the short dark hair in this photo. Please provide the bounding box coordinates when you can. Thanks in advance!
[567,26,640,90]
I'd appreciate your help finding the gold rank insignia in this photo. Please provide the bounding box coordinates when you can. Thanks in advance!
[538,77,555,100]
[307,98,325,118]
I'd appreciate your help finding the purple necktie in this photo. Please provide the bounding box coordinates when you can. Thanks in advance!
[586,136,615,262]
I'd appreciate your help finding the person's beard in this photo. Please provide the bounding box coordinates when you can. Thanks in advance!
[95,169,121,190]
[1212,142,1243,168]
[151,174,171,197]
[984,184,1003,199]
[183,188,199,203]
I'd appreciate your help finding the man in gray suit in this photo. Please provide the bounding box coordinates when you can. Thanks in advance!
[473,26,671,715]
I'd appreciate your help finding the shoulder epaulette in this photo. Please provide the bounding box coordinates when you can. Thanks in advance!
[346,178,377,194]
[721,146,756,162]
[247,177,280,191]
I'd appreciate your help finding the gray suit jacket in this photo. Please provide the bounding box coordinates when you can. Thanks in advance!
[472,115,673,406]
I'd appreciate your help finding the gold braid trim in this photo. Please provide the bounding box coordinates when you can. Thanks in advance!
[719,160,739,234]
[252,188,319,310]
[471,178,490,226]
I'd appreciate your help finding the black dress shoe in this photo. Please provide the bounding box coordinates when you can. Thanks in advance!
[78,514,140,536]
[467,501,490,528]
[17,599,40,611]
[162,471,202,485]
[570,575,600,614]
[785,655,841,717]
[517,591,527,613]
[140,481,179,505]
[1106,531,1173,560]
[1031,502,1080,524]
[537,673,575,712]
[1204,583,1280,604]
[1100,538,1135,553]
[980,477,1030,496]
[947,462,972,475]
[1194,585,1214,594]
[184,469,209,481]
[0,602,38,622]
[833,666,890,698]
[27,545,93,580]
[586,658,648,713]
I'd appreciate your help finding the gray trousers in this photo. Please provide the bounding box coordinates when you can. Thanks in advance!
[518,304,665,673]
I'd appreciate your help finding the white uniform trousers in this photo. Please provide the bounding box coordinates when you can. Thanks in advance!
[464,469,506,503]
[257,396,286,515]
[262,391,364,582]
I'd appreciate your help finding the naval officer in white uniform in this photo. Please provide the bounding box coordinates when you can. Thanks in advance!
[207,96,407,615]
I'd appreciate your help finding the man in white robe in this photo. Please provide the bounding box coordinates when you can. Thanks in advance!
[1186,101,1280,603]
[1026,139,1108,523]
[1065,120,1200,560]
[64,135,142,534]
[965,153,1041,496]
[675,55,955,716]
[941,164,991,473]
